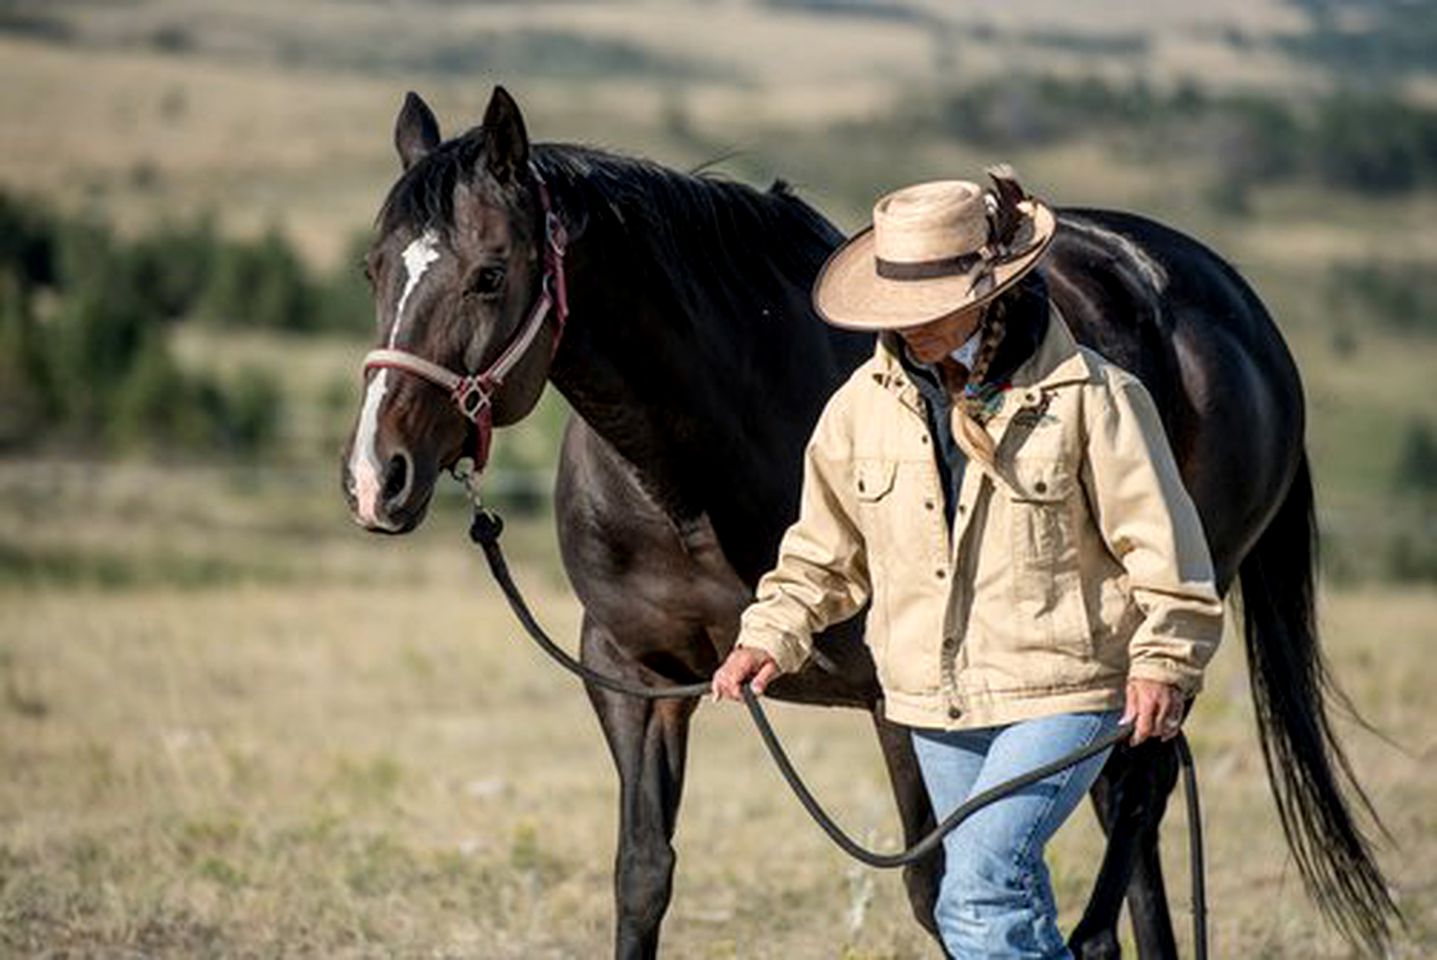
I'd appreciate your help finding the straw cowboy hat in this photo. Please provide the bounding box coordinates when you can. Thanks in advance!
[813,165,1057,330]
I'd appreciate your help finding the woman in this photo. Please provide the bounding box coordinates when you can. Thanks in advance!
[711,169,1223,958]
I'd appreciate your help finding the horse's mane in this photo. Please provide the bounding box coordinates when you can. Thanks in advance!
[379,131,847,329]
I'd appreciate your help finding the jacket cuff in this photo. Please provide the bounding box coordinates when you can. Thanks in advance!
[1127,656,1204,697]
[736,627,810,675]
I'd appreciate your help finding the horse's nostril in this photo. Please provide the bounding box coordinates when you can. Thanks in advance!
[382,452,411,506]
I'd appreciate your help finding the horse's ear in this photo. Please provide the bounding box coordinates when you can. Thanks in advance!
[481,85,529,183]
[395,91,441,171]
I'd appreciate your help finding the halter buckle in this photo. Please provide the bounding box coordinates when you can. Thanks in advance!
[453,377,492,423]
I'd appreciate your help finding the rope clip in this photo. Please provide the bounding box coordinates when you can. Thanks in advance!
[452,457,504,546]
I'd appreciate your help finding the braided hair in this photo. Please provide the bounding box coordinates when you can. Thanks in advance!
[950,269,1048,467]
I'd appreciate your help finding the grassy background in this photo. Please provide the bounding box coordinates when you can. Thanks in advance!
[1,0,1435,955]
[1,466,1432,957]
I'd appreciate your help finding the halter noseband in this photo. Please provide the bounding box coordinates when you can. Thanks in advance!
[361,162,570,472]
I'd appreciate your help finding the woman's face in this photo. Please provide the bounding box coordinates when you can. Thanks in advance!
[896,302,987,365]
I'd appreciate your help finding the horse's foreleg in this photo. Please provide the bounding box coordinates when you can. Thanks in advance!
[582,616,696,960]
[870,710,950,957]
[1068,742,1181,960]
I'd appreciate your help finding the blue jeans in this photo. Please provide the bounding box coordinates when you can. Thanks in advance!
[911,710,1122,959]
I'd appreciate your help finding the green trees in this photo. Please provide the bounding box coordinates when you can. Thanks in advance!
[0,192,299,455]
[1331,261,1437,337]
[201,226,316,332]
[917,76,1437,198]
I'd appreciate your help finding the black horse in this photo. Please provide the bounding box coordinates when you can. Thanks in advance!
[341,86,1396,958]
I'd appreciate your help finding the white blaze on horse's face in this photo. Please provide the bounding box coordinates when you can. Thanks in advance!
[350,229,442,526]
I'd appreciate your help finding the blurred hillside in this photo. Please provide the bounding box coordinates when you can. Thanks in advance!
[2,0,1434,583]
[5,0,1437,257]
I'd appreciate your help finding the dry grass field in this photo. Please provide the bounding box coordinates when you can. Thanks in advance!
[0,462,1434,958]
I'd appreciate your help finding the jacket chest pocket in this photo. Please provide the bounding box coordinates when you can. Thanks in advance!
[853,458,898,548]
[1004,456,1082,622]
[1009,458,1070,552]
[854,458,897,502]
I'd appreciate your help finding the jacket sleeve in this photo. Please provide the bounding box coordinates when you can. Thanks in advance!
[1080,370,1224,695]
[735,387,871,675]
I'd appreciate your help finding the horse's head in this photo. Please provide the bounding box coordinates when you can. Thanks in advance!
[342,86,563,533]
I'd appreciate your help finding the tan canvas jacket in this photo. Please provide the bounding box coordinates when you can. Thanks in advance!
[736,305,1224,730]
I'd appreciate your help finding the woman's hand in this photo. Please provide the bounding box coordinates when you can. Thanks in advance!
[711,647,779,702]
[1123,678,1186,745]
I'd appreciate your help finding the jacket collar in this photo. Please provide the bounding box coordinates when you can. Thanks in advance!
[870,301,1095,403]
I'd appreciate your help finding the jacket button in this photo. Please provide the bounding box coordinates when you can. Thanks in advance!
[1034,480,1048,494]
[948,706,963,720]
[920,435,929,444]
[924,499,935,511]
[857,480,866,493]
[935,568,946,579]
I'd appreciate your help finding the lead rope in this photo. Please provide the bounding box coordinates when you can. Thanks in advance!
[462,490,1207,956]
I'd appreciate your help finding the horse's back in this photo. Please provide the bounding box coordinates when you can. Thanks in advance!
[1049,208,1306,587]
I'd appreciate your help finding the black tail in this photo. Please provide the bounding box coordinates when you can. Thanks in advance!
[1238,453,1400,950]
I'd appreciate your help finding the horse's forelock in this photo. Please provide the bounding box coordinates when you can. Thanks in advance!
[376,127,532,242]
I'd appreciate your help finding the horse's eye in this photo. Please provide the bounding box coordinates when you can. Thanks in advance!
[468,264,506,300]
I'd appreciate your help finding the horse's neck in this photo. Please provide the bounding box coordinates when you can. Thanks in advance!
[547,241,825,532]
[549,294,742,520]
